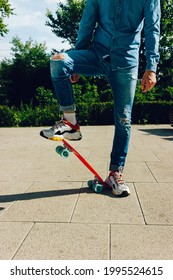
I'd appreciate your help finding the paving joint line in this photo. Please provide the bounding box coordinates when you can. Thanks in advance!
[69,181,84,223]
[11,222,35,260]
[133,183,147,225]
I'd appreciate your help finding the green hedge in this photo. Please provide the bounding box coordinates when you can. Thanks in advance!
[76,102,114,125]
[0,101,173,127]
[78,101,173,125]
[0,104,60,127]
[132,101,173,124]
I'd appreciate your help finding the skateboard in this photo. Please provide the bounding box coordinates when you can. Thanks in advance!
[53,137,110,193]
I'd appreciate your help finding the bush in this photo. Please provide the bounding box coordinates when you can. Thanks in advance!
[77,102,114,125]
[77,101,173,125]
[0,105,20,127]
[35,87,58,106]
[0,104,60,127]
[18,104,61,126]
[0,101,172,127]
[132,101,173,124]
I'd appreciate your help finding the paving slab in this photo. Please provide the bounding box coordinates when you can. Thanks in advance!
[130,125,173,150]
[14,159,69,182]
[72,183,144,225]
[0,222,33,260]
[1,181,82,223]
[147,162,173,183]
[123,162,156,183]
[59,161,108,182]
[0,160,31,182]
[152,149,173,163]
[0,181,33,217]
[126,149,160,162]
[135,183,173,225]
[111,224,173,260]
[13,223,109,260]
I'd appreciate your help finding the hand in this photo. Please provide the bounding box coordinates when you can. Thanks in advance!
[141,70,156,92]
[70,74,80,83]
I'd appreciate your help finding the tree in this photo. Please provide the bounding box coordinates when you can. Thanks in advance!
[0,37,52,105]
[158,0,173,90]
[0,0,14,36]
[46,0,85,46]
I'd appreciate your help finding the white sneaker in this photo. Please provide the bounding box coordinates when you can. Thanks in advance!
[40,118,82,141]
[105,169,130,197]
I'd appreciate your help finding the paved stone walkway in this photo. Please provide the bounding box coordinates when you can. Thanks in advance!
[0,125,173,260]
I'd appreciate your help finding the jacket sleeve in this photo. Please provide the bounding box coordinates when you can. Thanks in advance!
[144,0,161,72]
[75,0,98,50]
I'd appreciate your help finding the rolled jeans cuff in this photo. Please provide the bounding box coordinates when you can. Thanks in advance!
[60,104,76,112]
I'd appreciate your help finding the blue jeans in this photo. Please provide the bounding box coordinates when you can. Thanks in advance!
[50,49,138,171]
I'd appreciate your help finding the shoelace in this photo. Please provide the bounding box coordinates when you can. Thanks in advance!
[112,172,125,185]
[53,119,67,129]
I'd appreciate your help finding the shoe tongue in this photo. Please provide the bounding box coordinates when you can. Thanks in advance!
[110,170,120,176]
[63,118,70,125]
[64,118,79,129]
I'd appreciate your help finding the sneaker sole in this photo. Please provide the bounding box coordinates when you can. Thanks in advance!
[40,131,82,141]
[112,189,130,197]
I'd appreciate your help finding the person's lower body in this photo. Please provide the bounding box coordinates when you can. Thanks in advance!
[40,49,138,196]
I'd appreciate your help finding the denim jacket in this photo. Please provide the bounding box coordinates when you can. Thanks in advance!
[75,0,161,72]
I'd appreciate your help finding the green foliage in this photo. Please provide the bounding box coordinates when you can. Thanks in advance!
[0,37,52,106]
[0,104,61,127]
[163,86,173,101]
[18,104,60,127]
[160,0,173,53]
[46,0,85,47]
[132,101,173,124]
[157,0,173,92]
[1,101,172,127]
[78,102,114,125]
[11,37,49,68]
[134,81,159,102]
[135,81,173,103]
[35,87,58,106]
[0,105,19,126]
[0,0,14,36]
[75,102,114,125]
[73,76,100,104]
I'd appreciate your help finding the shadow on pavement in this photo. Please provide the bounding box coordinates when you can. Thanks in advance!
[0,186,116,203]
[0,188,87,203]
[139,128,173,140]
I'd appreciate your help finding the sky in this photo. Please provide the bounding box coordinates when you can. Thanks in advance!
[0,0,70,61]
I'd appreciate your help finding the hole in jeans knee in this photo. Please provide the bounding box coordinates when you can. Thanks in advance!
[51,53,65,61]
[119,108,131,127]
[120,118,130,125]
[118,118,131,137]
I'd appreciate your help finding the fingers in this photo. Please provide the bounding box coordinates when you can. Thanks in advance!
[141,71,156,92]
[141,78,155,92]
[70,74,80,83]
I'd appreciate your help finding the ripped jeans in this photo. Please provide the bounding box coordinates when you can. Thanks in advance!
[50,49,138,171]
